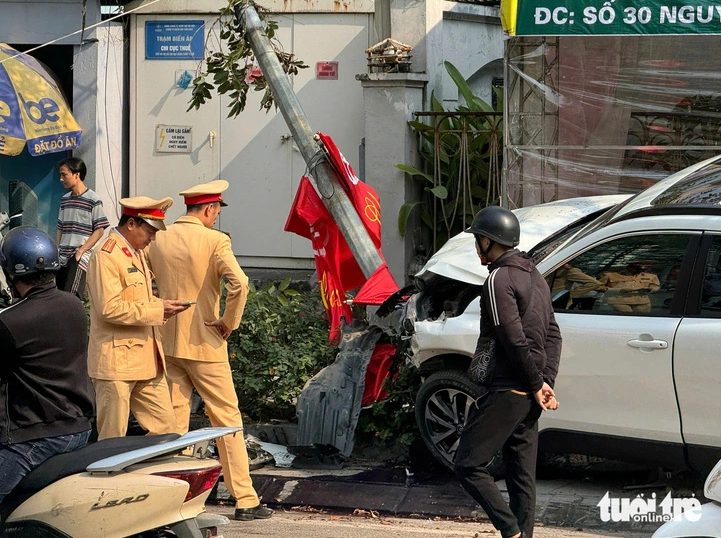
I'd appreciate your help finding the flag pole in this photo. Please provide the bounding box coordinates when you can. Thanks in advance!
[237,3,384,280]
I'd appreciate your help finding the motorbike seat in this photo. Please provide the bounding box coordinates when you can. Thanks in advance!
[0,433,180,520]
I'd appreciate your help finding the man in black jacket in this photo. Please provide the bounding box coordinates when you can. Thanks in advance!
[455,206,562,538]
[0,227,95,503]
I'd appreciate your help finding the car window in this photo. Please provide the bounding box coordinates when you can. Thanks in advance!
[699,236,721,318]
[547,234,692,316]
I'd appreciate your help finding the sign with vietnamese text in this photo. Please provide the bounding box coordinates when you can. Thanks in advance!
[146,21,204,60]
[508,1,721,36]
[316,62,339,80]
[155,125,192,153]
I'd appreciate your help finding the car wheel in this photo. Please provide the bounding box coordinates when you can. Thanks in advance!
[415,369,504,478]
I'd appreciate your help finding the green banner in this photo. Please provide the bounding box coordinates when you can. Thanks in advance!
[515,1,721,35]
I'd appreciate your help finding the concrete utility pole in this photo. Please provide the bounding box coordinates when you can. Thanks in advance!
[237,3,384,279]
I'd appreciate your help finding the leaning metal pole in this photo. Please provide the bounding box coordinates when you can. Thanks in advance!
[237,3,384,279]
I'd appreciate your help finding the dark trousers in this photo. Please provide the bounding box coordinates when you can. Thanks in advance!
[454,390,542,538]
[56,255,87,300]
[0,430,90,503]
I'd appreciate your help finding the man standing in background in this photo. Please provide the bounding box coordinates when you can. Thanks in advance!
[87,196,188,440]
[56,157,109,299]
[148,180,273,522]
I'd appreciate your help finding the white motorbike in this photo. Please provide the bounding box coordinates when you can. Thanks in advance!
[653,458,721,538]
[0,427,239,538]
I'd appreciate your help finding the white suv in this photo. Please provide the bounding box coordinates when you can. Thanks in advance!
[404,154,721,475]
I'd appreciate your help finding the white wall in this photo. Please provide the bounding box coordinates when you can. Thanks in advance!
[0,0,101,45]
[389,0,503,106]
[92,24,126,227]
[128,3,373,270]
[438,4,504,108]
[126,0,502,277]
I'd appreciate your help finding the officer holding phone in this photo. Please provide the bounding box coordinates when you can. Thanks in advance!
[147,180,272,522]
[87,196,189,440]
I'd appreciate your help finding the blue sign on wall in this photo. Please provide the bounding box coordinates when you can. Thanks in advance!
[145,20,204,60]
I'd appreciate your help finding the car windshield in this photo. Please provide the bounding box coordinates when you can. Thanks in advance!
[528,210,613,264]
[552,157,721,250]
[535,200,633,259]
[650,163,721,206]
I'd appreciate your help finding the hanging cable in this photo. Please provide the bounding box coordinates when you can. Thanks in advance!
[0,0,165,65]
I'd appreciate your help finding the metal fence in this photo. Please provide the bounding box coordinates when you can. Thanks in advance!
[413,110,503,253]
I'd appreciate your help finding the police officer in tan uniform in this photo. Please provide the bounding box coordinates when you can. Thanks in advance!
[600,261,660,313]
[87,196,189,440]
[147,180,272,521]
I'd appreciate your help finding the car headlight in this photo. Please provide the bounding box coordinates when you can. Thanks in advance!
[401,292,419,331]
[705,459,721,503]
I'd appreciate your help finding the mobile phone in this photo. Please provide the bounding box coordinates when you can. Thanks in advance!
[180,301,196,306]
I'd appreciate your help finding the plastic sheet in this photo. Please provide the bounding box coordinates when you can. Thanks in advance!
[506,35,721,208]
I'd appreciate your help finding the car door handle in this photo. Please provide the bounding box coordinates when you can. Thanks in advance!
[627,338,668,350]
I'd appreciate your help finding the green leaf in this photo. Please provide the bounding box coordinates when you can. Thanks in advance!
[430,92,446,113]
[408,120,433,132]
[397,201,424,236]
[426,185,448,199]
[444,61,494,113]
[396,164,433,183]
[278,277,291,291]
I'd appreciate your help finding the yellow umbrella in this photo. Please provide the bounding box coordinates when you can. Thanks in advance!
[0,43,82,156]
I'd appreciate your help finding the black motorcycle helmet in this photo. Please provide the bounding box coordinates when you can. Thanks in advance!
[465,206,520,247]
[0,227,60,277]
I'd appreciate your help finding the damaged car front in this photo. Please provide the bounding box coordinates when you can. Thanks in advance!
[398,195,629,470]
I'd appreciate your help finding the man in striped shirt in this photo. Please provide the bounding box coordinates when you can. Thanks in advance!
[56,158,110,299]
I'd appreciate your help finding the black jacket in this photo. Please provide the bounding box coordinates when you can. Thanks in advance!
[478,250,562,392]
[0,282,95,444]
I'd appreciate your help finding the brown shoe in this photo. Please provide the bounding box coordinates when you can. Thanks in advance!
[234,504,274,521]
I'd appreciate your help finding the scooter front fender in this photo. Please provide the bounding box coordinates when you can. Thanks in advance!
[653,501,721,538]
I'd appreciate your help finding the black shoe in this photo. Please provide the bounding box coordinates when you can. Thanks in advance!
[234,504,274,521]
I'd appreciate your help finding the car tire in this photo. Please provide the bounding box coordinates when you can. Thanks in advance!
[415,369,504,478]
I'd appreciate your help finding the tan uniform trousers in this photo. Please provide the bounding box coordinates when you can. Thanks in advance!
[166,356,259,509]
[92,374,176,440]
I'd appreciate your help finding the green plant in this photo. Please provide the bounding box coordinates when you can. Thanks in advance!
[187,0,307,117]
[356,362,422,450]
[398,61,503,252]
[228,278,337,421]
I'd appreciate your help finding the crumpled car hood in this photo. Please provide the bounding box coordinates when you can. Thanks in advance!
[415,195,630,285]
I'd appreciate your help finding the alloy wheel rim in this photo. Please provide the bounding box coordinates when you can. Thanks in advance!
[423,387,473,463]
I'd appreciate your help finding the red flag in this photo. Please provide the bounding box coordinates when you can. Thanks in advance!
[284,176,352,344]
[353,264,399,306]
[317,132,399,300]
[285,133,400,342]
[361,343,397,407]
[318,132,382,249]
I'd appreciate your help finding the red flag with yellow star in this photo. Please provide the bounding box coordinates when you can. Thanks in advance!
[317,132,383,252]
[284,134,399,343]
[284,175,352,344]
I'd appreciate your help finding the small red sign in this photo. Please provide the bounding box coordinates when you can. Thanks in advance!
[316,61,338,80]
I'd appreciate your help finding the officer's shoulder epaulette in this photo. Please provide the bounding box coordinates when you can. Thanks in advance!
[100,238,116,253]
